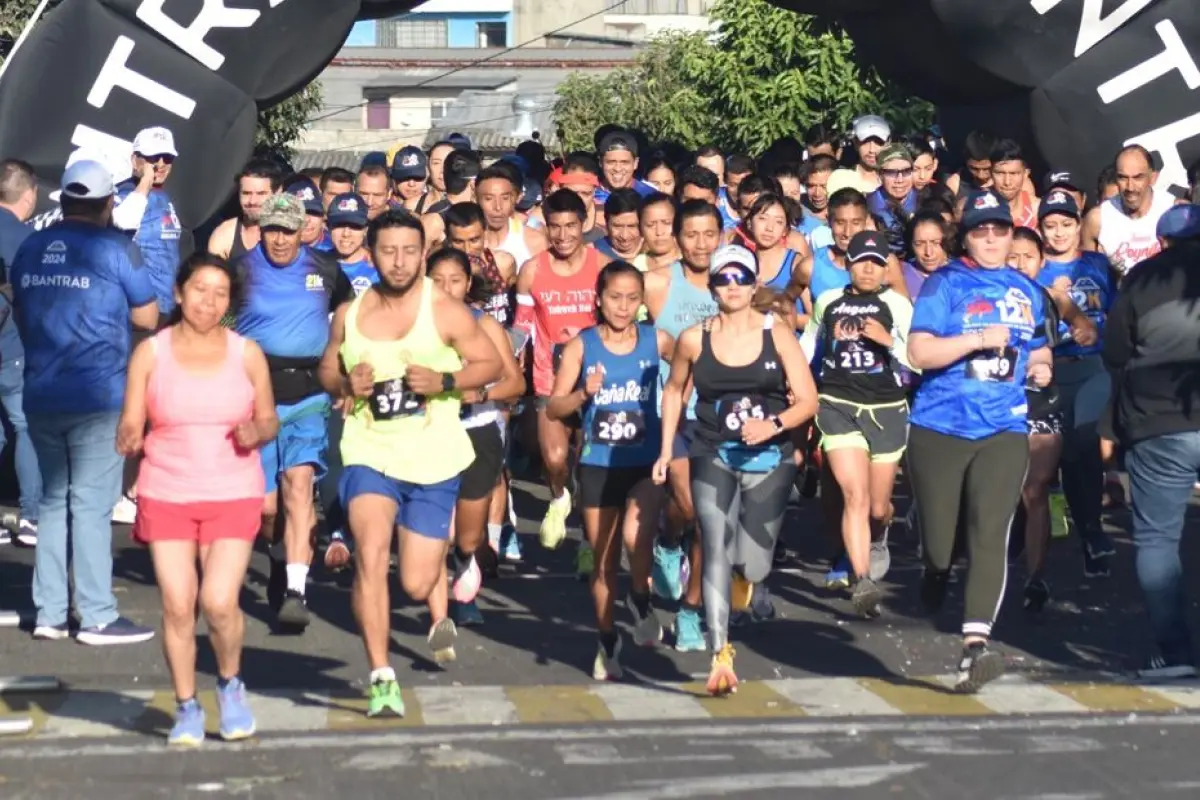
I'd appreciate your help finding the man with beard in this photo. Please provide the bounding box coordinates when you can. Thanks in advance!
[208,159,285,261]
[318,211,502,717]
[1082,145,1177,278]
[234,194,353,630]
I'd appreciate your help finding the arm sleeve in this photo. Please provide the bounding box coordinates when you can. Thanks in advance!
[113,239,154,307]
[909,271,951,336]
[111,192,148,233]
[1028,282,1049,350]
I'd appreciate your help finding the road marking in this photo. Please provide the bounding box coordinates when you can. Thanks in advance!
[38,689,152,738]
[933,675,1090,715]
[766,677,902,716]
[1145,685,1200,709]
[589,683,710,721]
[416,686,517,727]
[1053,683,1182,713]
[506,685,613,724]
[690,681,807,718]
[858,677,993,715]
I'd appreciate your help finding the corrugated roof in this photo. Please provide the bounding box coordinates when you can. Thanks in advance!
[333,45,642,65]
[290,151,368,172]
[422,89,560,153]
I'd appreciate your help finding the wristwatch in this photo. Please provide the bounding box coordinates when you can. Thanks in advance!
[442,373,456,393]
[479,385,489,404]
[769,414,785,433]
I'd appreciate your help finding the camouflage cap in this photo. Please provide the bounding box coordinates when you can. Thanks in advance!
[877,143,913,167]
[258,193,306,232]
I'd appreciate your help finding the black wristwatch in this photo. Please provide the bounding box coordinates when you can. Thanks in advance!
[769,414,785,433]
[442,372,456,393]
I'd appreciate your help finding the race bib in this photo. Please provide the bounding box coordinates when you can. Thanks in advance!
[370,378,426,420]
[965,346,1018,383]
[591,409,646,446]
[718,394,767,442]
[836,342,879,374]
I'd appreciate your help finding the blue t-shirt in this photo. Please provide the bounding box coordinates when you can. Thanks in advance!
[0,206,32,363]
[1036,252,1112,359]
[595,180,658,206]
[114,181,182,314]
[794,214,833,251]
[910,261,1047,439]
[340,256,378,297]
[313,229,336,254]
[234,244,351,359]
[579,323,661,469]
[10,220,154,414]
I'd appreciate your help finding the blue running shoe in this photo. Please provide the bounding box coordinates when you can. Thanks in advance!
[500,524,523,562]
[651,541,684,601]
[217,677,256,741]
[455,600,485,626]
[825,554,851,590]
[673,608,706,652]
[168,699,205,747]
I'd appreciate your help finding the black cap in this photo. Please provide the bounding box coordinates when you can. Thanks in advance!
[598,130,638,157]
[444,150,481,183]
[847,231,889,264]
[1038,189,1081,221]
[1042,169,1081,194]
[391,146,428,181]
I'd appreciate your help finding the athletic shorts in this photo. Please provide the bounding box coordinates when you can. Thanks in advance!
[670,419,697,461]
[1027,412,1064,436]
[816,396,908,463]
[133,496,261,546]
[339,465,461,540]
[578,463,653,508]
[261,396,329,494]
[459,424,505,502]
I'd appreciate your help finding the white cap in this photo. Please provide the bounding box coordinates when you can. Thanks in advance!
[709,244,757,276]
[853,115,891,142]
[51,145,131,202]
[61,160,115,200]
[132,126,178,158]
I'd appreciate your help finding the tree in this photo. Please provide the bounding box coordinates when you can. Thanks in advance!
[553,0,934,155]
[0,0,319,158]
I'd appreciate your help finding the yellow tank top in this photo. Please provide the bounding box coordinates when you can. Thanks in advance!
[339,279,474,484]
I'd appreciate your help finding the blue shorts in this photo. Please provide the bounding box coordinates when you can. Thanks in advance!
[338,465,461,540]
[671,419,697,461]
[261,396,330,494]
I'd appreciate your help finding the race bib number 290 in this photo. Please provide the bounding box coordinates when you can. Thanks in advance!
[370,378,426,420]
[592,410,646,445]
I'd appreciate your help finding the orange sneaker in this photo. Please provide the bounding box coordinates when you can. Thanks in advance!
[706,644,738,696]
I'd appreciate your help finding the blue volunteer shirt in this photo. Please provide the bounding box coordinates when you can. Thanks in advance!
[1036,251,1113,358]
[909,260,1047,439]
[10,220,153,414]
[234,244,351,359]
[114,180,181,314]
[339,255,378,297]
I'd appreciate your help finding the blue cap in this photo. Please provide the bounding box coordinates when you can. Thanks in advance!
[1038,189,1080,221]
[1155,203,1200,240]
[327,193,369,228]
[391,146,428,181]
[447,133,472,151]
[360,151,389,170]
[960,189,1013,230]
[498,154,530,180]
[516,177,542,212]
[286,177,324,216]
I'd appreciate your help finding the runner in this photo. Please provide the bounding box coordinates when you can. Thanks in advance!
[317,211,503,716]
[595,129,657,203]
[232,194,353,629]
[478,163,547,269]
[828,115,889,195]
[675,165,721,205]
[944,130,995,202]
[445,202,517,327]
[1082,144,1175,277]
[319,167,355,212]
[548,261,675,679]
[594,189,644,263]
[867,144,919,256]
[424,140,458,209]
[638,192,680,273]
[655,243,817,695]
[421,150,481,250]
[119,253,276,746]
[906,189,1053,693]
[114,126,182,314]
[803,122,841,160]
[390,146,430,215]
[643,200,723,651]
[738,193,803,329]
[513,190,610,548]
[695,146,725,189]
[802,155,838,223]
[903,212,953,298]
[549,163,607,244]
[642,153,677,197]
[800,231,914,617]
[208,159,284,261]
[727,176,813,261]
[425,248,525,629]
[286,176,330,252]
[906,136,941,191]
[982,140,1038,230]
[356,164,393,222]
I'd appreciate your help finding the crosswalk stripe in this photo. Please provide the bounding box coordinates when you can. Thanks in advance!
[38,689,152,738]
[1052,683,1182,713]
[415,686,516,727]
[1145,685,1200,709]
[507,685,613,724]
[857,677,993,715]
[931,675,1090,715]
[325,689,426,729]
[589,683,710,721]
[688,680,807,718]
[766,678,903,717]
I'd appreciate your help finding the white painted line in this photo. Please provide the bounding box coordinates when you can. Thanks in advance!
[248,692,333,732]
[590,684,710,722]
[0,716,33,737]
[766,678,902,717]
[414,686,518,727]
[931,675,1090,715]
[0,676,62,693]
[1144,685,1200,709]
[39,690,152,739]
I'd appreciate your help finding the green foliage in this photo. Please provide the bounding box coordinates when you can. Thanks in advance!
[553,0,934,156]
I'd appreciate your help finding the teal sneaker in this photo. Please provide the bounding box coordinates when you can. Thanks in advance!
[673,608,706,652]
[651,541,684,601]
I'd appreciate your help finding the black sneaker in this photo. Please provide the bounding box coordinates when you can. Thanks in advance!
[1084,531,1116,559]
[954,641,1005,694]
[920,568,950,614]
[851,576,883,618]
[1023,578,1051,612]
[1135,655,1198,682]
[1083,551,1111,579]
[276,590,310,629]
[267,557,287,613]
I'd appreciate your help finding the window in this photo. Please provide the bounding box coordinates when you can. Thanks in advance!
[477,21,507,48]
[366,99,390,130]
[378,19,448,48]
[430,100,452,124]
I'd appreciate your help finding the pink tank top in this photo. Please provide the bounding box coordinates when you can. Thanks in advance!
[138,329,265,504]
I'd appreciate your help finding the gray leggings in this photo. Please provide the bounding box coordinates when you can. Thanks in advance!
[691,454,797,650]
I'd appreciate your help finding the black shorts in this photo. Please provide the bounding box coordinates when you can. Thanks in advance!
[459,424,505,501]
[578,463,653,509]
[1027,412,1063,436]
[816,396,908,463]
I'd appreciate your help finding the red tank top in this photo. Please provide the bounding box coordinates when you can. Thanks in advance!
[530,247,602,396]
[1013,192,1038,230]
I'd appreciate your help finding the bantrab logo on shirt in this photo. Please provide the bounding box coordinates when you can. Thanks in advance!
[22,273,90,290]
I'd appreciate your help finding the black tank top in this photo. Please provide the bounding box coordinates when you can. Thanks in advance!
[230,218,250,261]
[692,315,792,457]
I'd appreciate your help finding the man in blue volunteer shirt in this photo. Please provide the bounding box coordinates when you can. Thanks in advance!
[287,176,333,253]
[10,159,158,646]
[867,143,919,256]
[114,126,182,314]
[595,130,657,205]
[327,192,376,296]
[234,193,352,630]
[0,159,41,546]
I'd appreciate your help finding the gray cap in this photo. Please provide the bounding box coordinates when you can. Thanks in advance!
[709,244,757,276]
[258,193,306,232]
[61,160,115,200]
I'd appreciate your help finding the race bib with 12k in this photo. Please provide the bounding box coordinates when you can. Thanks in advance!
[965,346,1017,383]
[370,378,426,420]
[591,409,646,446]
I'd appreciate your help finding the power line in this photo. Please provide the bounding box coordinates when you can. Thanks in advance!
[304,0,630,126]
[313,105,556,155]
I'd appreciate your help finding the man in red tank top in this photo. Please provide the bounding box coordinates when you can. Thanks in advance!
[514,190,610,548]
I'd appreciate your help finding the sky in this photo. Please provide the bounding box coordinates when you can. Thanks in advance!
[345,21,376,47]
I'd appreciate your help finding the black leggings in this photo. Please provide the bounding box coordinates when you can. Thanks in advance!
[908,426,1028,639]
[691,454,796,650]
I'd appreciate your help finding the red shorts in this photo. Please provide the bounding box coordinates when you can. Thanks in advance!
[133,497,262,546]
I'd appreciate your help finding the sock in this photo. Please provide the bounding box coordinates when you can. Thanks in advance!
[487,523,502,548]
[369,666,396,684]
[599,631,618,656]
[217,675,238,690]
[629,591,651,618]
[286,564,309,594]
[454,545,472,564]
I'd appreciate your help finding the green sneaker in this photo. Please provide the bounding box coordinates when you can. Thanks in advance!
[576,541,595,581]
[366,679,405,718]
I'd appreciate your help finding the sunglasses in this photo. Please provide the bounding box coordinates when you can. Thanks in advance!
[138,153,175,165]
[881,168,913,179]
[710,268,755,287]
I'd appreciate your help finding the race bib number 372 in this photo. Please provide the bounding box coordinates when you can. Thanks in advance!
[370,378,426,420]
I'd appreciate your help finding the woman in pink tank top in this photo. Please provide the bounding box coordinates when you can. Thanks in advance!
[117,253,278,747]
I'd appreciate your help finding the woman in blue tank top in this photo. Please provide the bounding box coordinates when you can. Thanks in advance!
[547,262,675,683]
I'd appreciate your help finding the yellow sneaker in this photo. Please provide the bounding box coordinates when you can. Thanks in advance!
[539,489,571,549]
[730,573,753,612]
[706,643,738,696]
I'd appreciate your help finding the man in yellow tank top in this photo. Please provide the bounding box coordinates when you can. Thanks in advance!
[318,211,503,719]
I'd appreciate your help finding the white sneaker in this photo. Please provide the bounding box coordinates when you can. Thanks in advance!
[111,496,137,525]
[14,520,36,547]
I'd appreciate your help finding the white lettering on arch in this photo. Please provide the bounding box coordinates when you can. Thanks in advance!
[1126,110,1200,192]
[1030,0,1156,57]
[1098,20,1200,104]
[136,0,260,71]
[87,36,197,119]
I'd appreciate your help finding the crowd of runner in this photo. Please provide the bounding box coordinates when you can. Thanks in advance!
[0,111,1198,745]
